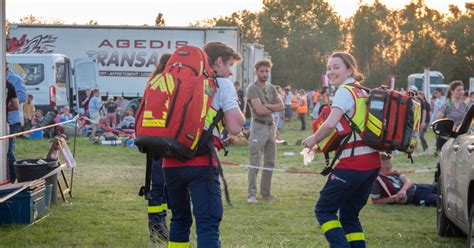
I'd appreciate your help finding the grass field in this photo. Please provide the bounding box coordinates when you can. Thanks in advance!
[0,120,467,247]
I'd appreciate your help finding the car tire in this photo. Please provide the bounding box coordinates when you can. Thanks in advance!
[437,176,462,237]
[469,203,474,248]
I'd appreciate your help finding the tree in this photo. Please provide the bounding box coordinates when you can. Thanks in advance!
[19,14,47,24]
[259,0,343,89]
[396,0,444,83]
[155,13,165,26]
[191,10,260,44]
[86,20,98,25]
[214,10,261,44]
[436,3,474,84]
[348,0,398,87]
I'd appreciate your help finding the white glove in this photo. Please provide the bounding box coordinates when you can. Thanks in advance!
[300,147,315,166]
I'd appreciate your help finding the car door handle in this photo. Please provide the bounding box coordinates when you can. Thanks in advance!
[453,144,460,152]
[468,145,474,153]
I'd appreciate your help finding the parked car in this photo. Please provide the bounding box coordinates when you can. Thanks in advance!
[433,105,474,246]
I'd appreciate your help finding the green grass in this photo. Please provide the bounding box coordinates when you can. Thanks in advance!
[0,119,467,247]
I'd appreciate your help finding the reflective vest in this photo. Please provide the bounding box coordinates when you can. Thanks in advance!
[312,91,320,104]
[297,96,308,114]
[337,83,376,159]
[291,94,298,108]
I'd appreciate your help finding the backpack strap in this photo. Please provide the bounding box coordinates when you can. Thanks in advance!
[321,131,354,176]
[203,109,232,206]
[376,176,393,197]
[139,152,153,199]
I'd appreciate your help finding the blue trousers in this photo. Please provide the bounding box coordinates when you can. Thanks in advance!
[8,123,21,182]
[164,166,222,248]
[148,159,167,224]
[316,168,379,248]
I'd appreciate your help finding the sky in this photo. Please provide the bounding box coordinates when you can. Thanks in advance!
[5,0,469,26]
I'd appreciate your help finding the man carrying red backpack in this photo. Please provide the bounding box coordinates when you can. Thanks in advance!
[162,42,245,248]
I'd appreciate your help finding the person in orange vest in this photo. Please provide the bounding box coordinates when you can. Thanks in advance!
[291,89,298,120]
[312,90,320,110]
[297,89,308,130]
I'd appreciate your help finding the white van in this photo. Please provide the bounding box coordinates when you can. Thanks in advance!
[6,54,98,112]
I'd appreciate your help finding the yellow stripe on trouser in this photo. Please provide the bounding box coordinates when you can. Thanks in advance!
[346,232,365,242]
[168,241,190,248]
[147,204,168,213]
[321,220,343,233]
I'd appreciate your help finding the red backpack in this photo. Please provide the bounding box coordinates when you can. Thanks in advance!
[360,88,418,153]
[134,45,218,161]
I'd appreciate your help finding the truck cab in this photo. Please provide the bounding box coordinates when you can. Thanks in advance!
[6,53,98,113]
[407,71,446,98]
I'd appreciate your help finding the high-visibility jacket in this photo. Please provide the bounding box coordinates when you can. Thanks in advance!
[312,91,320,104]
[336,83,380,171]
[297,96,308,114]
[291,94,298,109]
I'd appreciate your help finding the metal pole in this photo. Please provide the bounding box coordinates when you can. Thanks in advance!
[0,0,8,185]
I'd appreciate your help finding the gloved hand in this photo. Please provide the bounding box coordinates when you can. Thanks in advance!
[300,147,316,165]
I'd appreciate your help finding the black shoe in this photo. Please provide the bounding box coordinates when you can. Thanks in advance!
[149,222,169,244]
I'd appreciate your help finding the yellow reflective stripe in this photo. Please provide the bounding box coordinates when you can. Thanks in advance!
[321,220,342,233]
[199,61,203,77]
[367,120,382,136]
[217,122,224,133]
[318,130,336,150]
[148,204,168,213]
[142,119,166,127]
[205,108,217,128]
[346,232,365,242]
[144,111,154,119]
[201,80,209,118]
[168,241,190,248]
[165,73,175,95]
[368,113,382,129]
[150,75,167,92]
[191,129,201,150]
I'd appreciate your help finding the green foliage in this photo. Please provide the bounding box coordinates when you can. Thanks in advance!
[259,0,343,89]
[203,0,472,90]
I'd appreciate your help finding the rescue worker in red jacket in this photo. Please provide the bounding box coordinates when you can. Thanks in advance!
[163,42,245,248]
[303,52,381,248]
[147,53,172,243]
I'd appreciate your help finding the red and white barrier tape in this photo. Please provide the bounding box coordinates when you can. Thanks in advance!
[0,116,134,141]
[0,117,79,141]
[221,161,436,175]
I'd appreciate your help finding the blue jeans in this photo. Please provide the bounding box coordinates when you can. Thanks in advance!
[148,159,167,224]
[164,166,222,248]
[8,123,21,182]
[316,168,379,248]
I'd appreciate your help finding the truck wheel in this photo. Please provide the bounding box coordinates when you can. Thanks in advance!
[437,177,462,237]
[469,203,474,248]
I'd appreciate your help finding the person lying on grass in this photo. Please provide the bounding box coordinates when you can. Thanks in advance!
[370,152,437,206]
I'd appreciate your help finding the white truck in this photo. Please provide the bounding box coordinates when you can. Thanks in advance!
[407,70,447,99]
[6,53,98,111]
[7,24,247,105]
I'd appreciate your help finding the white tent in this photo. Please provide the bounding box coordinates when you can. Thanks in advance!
[1,0,8,185]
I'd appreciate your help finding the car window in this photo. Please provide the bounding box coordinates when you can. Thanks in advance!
[10,63,45,86]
